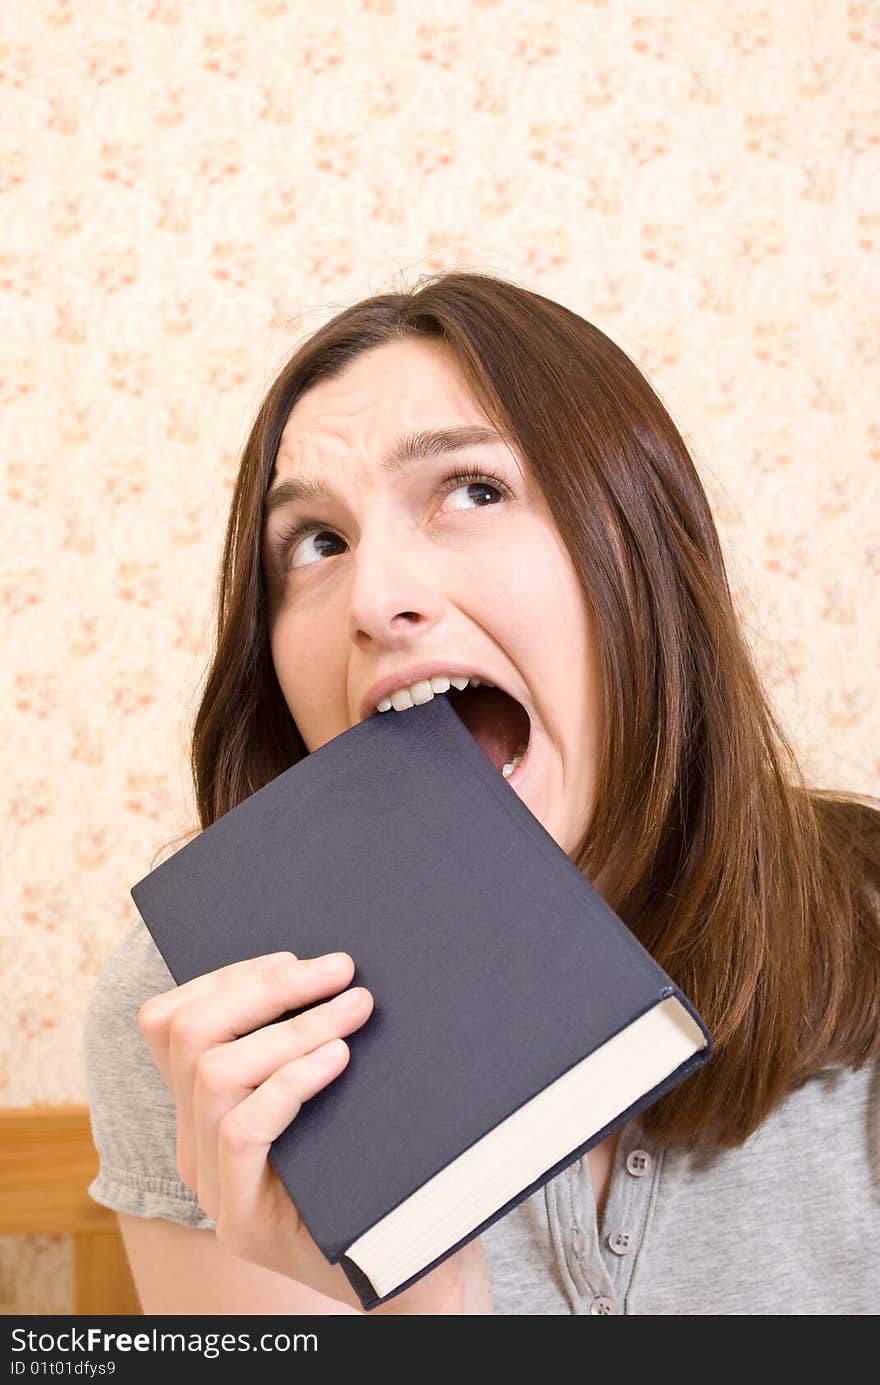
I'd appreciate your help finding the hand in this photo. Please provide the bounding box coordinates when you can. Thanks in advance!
[138,949,376,1309]
[138,950,494,1314]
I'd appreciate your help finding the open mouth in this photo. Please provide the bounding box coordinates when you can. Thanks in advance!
[446,683,531,778]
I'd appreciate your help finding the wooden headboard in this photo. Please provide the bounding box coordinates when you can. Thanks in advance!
[0,1104,141,1314]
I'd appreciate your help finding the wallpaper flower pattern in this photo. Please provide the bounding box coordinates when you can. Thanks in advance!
[2,0,878,1313]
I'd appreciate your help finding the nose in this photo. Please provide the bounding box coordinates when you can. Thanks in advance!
[346,524,445,648]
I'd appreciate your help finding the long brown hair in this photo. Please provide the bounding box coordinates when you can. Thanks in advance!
[159,270,880,1153]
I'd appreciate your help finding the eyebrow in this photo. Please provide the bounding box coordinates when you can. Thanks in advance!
[261,424,504,526]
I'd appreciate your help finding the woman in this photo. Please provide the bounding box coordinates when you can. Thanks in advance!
[84,271,880,1315]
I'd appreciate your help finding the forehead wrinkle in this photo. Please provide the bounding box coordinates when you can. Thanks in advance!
[262,423,507,525]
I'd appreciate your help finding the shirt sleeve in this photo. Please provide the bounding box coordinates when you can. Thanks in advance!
[83,916,216,1230]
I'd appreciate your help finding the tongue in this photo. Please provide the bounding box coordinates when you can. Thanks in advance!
[447,686,530,773]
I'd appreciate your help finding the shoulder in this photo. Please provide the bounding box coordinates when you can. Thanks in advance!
[679,1052,880,1203]
[85,913,177,1033]
[774,1055,880,1146]
[629,1056,880,1312]
[83,917,214,1229]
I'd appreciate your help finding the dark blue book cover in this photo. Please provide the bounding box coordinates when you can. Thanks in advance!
[130,692,712,1311]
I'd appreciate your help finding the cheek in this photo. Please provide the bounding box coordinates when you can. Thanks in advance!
[509,538,603,747]
[505,536,593,669]
[269,611,343,735]
[269,613,299,695]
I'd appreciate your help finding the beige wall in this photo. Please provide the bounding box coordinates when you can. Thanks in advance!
[2,0,877,1312]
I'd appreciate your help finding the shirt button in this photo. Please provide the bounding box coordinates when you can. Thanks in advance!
[626,1148,652,1176]
[607,1229,632,1255]
[590,1294,618,1315]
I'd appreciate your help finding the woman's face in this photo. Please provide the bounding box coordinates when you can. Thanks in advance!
[261,336,604,858]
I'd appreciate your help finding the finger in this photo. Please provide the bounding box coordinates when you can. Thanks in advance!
[214,1039,351,1251]
[192,986,374,1213]
[138,951,298,1071]
[167,952,355,1087]
[141,951,354,1086]
[162,952,356,1189]
[139,950,298,1036]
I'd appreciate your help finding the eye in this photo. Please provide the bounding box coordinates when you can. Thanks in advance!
[440,469,508,516]
[273,522,343,573]
[270,465,512,574]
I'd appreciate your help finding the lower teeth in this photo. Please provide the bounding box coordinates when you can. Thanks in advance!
[501,745,527,779]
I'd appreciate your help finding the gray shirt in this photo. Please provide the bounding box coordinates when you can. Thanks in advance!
[84,918,880,1315]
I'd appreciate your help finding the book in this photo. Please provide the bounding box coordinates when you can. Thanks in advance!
[130,690,712,1312]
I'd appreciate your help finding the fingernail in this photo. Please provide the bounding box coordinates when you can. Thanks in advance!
[317,952,348,974]
[330,987,363,1011]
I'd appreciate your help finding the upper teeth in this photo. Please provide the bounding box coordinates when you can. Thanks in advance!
[375,674,494,714]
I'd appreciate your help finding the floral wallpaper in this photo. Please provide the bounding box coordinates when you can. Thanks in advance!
[2,0,877,1314]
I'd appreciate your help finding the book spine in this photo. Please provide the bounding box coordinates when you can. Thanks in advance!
[337,1254,380,1313]
[667,984,715,1057]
